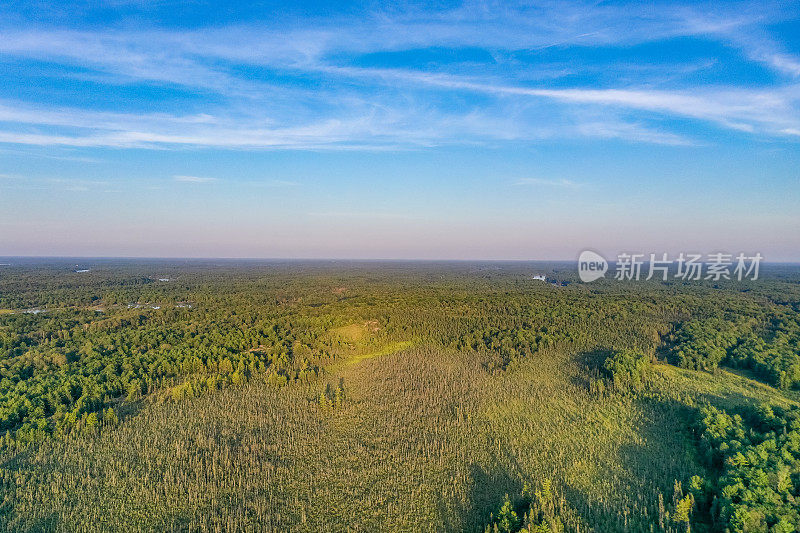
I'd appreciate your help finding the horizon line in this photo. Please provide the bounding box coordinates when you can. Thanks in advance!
[2,255,800,265]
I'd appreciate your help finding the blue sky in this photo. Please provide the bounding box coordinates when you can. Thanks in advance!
[0,0,798,260]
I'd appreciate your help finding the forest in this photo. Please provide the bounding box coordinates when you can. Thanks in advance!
[0,258,798,532]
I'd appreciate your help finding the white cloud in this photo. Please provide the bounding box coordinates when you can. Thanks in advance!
[174,175,217,183]
[0,2,798,151]
[0,100,704,148]
[322,65,800,135]
[723,28,800,78]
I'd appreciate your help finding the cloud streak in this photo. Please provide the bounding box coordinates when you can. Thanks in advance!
[0,1,798,150]
[174,175,217,183]
[0,99,703,148]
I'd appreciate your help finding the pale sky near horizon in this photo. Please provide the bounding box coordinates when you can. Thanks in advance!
[0,1,799,261]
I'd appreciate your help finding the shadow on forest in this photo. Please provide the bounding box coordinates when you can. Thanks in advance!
[559,384,785,530]
[453,462,520,532]
[570,346,614,390]
[575,346,613,370]
[656,339,678,366]
[558,394,702,532]
[16,513,59,533]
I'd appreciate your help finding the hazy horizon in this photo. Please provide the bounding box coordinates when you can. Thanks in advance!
[4,255,800,268]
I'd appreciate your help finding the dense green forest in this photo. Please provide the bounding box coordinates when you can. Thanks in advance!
[0,258,798,532]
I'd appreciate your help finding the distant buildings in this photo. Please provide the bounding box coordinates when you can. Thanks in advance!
[127,303,161,310]
[531,274,570,287]
[127,302,192,310]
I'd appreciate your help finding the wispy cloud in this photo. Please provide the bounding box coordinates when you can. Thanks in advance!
[318,65,799,136]
[0,101,705,148]
[174,175,217,183]
[0,1,797,151]
[722,27,800,78]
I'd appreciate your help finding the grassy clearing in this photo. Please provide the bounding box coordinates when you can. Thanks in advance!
[5,345,786,531]
[653,364,800,410]
[344,340,416,366]
[329,322,369,343]
[326,321,416,370]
